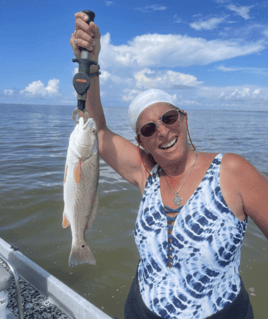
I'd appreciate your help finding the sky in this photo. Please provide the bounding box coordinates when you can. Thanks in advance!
[1,0,268,110]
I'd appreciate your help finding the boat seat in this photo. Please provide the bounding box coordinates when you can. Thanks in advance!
[0,265,12,291]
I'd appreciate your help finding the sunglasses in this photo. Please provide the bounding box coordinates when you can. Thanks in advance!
[137,109,182,137]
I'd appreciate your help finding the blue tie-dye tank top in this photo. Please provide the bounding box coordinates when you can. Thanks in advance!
[134,153,248,319]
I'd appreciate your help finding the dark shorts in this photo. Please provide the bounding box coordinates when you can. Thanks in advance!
[124,268,254,319]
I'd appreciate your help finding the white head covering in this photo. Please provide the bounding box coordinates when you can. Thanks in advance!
[128,89,178,133]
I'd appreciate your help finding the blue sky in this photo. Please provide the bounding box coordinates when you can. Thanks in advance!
[1,0,268,110]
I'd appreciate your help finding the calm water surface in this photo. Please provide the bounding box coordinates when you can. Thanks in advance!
[0,104,267,319]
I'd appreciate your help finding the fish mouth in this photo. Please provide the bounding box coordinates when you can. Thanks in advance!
[85,118,97,131]
[159,137,178,150]
[78,117,96,131]
[81,118,90,130]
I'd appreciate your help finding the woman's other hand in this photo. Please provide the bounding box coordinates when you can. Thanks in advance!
[70,11,101,63]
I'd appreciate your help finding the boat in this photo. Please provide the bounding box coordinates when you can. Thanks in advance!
[0,237,115,319]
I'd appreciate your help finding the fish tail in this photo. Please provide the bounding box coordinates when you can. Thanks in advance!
[68,242,96,267]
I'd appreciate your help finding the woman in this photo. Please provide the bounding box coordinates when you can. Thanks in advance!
[70,12,268,319]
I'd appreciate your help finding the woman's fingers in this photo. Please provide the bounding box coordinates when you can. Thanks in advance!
[76,29,95,49]
[70,32,81,58]
[74,12,100,38]
[74,11,89,22]
[89,22,101,40]
[71,12,101,60]
[75,17,91,35]
[70,32,94,53]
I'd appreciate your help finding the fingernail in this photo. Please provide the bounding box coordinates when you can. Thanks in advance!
[89,46,93,51]
[84,15,88,21]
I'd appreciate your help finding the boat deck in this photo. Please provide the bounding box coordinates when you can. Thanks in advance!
[1,259,70,319]
[0,238,113,319]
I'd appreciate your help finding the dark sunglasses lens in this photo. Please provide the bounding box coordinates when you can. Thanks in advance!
[162,110,178,124]
[140,123,156,137]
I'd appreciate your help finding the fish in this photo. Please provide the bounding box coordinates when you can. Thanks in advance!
[63,116,99,266]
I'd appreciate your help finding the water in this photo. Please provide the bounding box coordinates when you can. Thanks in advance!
[0,104,267,319]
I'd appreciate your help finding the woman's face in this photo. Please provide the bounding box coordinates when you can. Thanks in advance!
[135,102,189,164]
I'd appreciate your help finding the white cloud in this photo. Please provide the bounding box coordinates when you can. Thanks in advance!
[94,31,268,109]
[198,85,268,102]
[97,67,202,105]
[147,4,166,11]
[121,89,142,102]
[4,89,14,96]
[230,87,251,99]
[263,29,268,36]
[100,70,112,81]
[217,65,240,72]
[190,17,226,30]
[20,79,60,97]
[121,89,178,105]
[218,22,268,41]
[226,5,254,20]
[134,68,203,89]
[99,32,265,69]
[134,4,167,12]
[105,1,113,6]
[174,14,182,23]
[253,88,261,97]
[178,99,201,107]
[217,65,268,75]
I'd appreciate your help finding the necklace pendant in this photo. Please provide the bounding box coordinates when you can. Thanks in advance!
[174,195,182,206]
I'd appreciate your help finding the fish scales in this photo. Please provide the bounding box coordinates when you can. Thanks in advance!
[63,117,99,266]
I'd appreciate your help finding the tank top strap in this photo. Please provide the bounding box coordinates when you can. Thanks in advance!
[207,153,224,180]
[150,164,160,176]
[214,153,224,165]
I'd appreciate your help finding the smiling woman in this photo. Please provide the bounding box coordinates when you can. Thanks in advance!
[70,11,268,319]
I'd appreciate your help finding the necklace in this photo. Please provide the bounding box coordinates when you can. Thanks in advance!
[163,152,198,206]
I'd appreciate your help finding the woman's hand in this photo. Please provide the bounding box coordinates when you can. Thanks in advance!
[70,12,101,65]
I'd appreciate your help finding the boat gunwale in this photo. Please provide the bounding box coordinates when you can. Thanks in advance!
[0,237,112,319]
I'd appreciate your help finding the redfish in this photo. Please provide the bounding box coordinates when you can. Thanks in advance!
[63,117,99,266]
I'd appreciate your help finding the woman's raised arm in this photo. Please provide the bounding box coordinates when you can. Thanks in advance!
[70,12,151,190]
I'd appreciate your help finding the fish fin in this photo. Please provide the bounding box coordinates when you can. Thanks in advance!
[68,242,96,267]
[62,212,70,228]
[74,160,82,184]
[86,195,98,232]
[64,165,68,183]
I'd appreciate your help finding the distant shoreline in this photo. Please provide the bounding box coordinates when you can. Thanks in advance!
[0,103,267,113]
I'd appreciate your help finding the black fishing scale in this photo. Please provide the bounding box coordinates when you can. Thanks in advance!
[72,10,97,123]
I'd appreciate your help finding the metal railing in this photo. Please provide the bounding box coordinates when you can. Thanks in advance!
[0,253,23,319]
